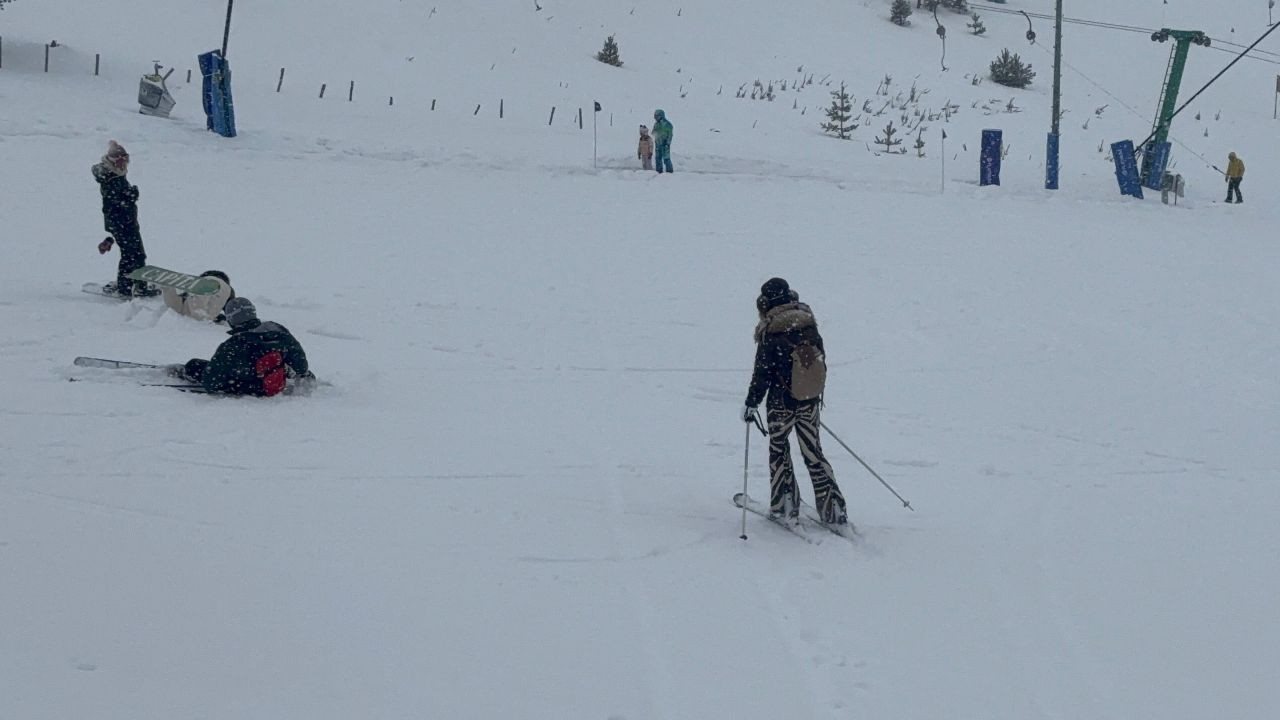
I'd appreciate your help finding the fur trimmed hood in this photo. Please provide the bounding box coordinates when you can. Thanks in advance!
[754,301,816,343]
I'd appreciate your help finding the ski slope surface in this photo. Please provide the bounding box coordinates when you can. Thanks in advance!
[1,1,1278,718]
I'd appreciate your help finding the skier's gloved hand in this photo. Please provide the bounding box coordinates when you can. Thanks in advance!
[98,236,115,254]
[742,405,759,423]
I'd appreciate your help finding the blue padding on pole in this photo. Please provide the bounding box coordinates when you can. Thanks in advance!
[198,50,237,138]
[1142,142,1172,190]
[980,129,1002,186]
[1045,133,1060,190]
[1111,140,1144,199]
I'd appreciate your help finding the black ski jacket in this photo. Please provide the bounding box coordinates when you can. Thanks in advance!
[92,163,140,236]
[746,301,825,411]
[203,319,309,396]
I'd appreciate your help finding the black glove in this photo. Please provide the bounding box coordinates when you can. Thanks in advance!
[742,405,759,423]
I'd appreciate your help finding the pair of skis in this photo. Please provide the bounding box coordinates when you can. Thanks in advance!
[71,356,206,392]
[732,493,858,545]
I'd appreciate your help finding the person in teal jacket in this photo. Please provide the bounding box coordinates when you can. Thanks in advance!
[652,109,674,173]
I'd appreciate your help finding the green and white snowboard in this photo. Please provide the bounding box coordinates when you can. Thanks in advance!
[126,266,222,295]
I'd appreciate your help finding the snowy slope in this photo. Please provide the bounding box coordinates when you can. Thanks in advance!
[2,1,1279,718]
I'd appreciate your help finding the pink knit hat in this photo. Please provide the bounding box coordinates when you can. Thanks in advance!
[106,140,129,167]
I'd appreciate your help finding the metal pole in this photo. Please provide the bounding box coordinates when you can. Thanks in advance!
[593,110,598,169]
[1046,0,1063,190]
[820,421,914,511]
[740,423,751,540]
[941,130,946,194]
[221,0,234,58]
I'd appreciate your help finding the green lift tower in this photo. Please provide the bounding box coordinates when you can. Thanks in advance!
[1141,28,1211,185]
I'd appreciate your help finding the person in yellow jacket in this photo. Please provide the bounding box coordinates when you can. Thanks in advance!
[1225,152,1244,204]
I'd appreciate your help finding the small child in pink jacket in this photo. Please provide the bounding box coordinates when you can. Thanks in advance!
[638,125,654,170]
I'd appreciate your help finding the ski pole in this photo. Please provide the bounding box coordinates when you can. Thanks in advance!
[740,422,751,540]
[820,421,914,511]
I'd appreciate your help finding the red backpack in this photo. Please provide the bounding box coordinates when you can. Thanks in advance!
[254,351,287,397]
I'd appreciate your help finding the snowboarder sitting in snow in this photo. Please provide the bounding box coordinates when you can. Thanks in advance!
[651,109,674,173]
[1225,151,1245,204]
[742,278,847,526]
[638,125,654,170]
[178,298,311,397]
[92,140,156,297]
[162,270,235,323]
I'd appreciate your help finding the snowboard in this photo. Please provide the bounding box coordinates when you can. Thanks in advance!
[81,282,161,300]
[127,266,222,295]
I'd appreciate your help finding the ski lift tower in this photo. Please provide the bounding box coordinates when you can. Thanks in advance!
[1140,28,1210,186]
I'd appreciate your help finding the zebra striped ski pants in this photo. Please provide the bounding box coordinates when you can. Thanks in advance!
[768,402,847,523]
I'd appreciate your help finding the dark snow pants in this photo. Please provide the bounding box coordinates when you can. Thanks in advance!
[767,401,846,523]
[112,228,147,294]
[655,141,673,173]
[1226,177,1243,203]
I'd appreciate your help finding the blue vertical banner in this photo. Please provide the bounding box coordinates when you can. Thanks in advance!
[1110,140,1144,198]
[980,129,1002,186]
[1045,133,1060,190]
[1142,142,1172,190]
[198,50,237,138]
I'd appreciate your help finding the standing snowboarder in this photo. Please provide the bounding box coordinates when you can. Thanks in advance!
[652,109,674,174]
[1225,151,1245,204]
[177,298,311,396]
[92,140,155,297]
[743,278,847,525]
[637,125,654,171]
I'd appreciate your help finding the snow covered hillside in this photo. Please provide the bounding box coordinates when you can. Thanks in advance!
[1,1,1278,718]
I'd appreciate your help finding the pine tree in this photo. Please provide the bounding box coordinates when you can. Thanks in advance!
[891,0,913,26]
[967,12,986,35]
[914,128,927,157]
[596,35,623,67]
[990,48,1035,89]
[875,121,903,153]
[821,82,855,139]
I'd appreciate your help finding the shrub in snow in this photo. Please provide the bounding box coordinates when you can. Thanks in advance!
[821,82,855,139]
[875,120,904,153]
[990,48,1035,89]
[891,0,912,26]
[968,12,986,35]
[596,35,623,67]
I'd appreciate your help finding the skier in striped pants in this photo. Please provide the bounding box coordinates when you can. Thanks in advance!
[742,278,848,526]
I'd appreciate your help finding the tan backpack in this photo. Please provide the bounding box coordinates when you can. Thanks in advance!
[789,341,827,401]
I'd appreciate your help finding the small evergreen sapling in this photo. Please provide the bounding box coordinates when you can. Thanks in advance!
[967,12,986,35]
[875,121,904,153]
[990,48,1035,89]
[891,0,913,26]
[821,82,855,139]
[596,35,623,67]
[914,128,926,157]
